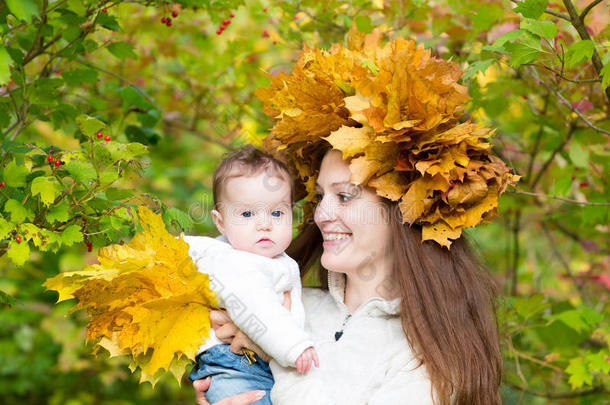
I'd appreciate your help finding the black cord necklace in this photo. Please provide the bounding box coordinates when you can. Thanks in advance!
[334,314,352,341]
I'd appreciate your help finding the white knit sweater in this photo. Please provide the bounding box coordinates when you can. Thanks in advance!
[269,271,435,405]
[182,235,313,368]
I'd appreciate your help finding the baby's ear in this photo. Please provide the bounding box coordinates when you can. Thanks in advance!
[211,210,225,235]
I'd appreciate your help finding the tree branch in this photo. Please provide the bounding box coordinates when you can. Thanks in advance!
[508,190,610,206]
[534,64,601,83]
[528,67,610,137]
[561,0,610,105]
[580,0,604,20]
[529,123,575,189]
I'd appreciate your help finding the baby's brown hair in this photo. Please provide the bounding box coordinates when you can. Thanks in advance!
[212,145,294,209]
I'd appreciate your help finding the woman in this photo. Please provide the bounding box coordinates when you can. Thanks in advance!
[194,149,502,405]
[195,26,517,404]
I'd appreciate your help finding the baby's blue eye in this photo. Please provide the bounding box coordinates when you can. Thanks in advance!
[241,211,253,218]
[271,210,283,217]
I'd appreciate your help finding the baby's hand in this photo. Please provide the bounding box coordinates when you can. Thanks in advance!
[295,346,319,374]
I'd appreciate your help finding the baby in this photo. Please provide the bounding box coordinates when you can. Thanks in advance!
[183,145,318,404]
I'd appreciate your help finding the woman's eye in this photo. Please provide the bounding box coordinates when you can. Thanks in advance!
[338,193,352,203]
[271,210,283,217]
[241,211,253,218]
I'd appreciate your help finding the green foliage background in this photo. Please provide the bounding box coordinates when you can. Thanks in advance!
[0,0,608,403]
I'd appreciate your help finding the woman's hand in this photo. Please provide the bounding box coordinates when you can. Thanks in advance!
[193,377,266,405]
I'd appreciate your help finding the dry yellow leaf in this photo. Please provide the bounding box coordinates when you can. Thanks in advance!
[44,206,217,385]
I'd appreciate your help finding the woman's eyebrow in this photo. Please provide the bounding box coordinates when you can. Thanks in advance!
[315,181,354,190]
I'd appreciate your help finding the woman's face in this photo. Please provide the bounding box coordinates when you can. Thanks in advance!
[313,150,393,278]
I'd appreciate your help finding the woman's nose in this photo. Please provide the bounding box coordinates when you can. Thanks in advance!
[314,195,335,223]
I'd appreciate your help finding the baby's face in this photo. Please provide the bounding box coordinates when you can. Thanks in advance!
[213,172,293,258]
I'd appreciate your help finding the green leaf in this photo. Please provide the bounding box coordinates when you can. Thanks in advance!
[105,142,148,162]
[107,41,137,60]
[462,59,494,81]
[471,3,504,33]
[46,202,70,224]
[354,16,373,33]
[30,176,61,206]
[568,140,589,167]
[585,351,610,374]
[514,0,548,19]
[565,40,595,68]
[62,69,98,86]
[163,207,194,232]
[4,160,29,187]
[553,307,602,334]
[505,41,539,67]
[514,293,550,321]
[488,29,524,52]
[0,216,11,240]
[566,357,593,389]
[521,18,557,39]
[76,114,106,137]
[0,46,13,86]
[21,223,42,247]
[61,224,83,246]
[66,0,86,14]
[97,12,121,31]
[0,290,17,308]
[7,240,30,266]
[65,160,97,183]
[105,188,133,201]
[4,199,34,223]
[6,0,40,22]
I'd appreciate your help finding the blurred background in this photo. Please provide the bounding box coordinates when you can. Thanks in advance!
[0,0,608,403]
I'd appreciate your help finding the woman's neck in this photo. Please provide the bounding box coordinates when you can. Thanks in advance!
[343,262,395,313]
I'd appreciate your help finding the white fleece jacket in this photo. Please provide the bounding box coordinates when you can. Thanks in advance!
[269,271,436,405]
[182,235,313,368]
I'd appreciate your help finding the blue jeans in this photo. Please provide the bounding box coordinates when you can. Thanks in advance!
[188,344,274,405]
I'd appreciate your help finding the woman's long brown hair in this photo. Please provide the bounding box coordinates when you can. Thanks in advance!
[287,200,502,405]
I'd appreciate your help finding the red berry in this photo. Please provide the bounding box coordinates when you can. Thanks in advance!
[166,19,172,26]
[15,235,22,243]
[571,175,576,181]
[263,7,267,12]
[96,131,103,138]
[102,8,107,13]
[220,25,225,31]
[47,154,54,162]
[104,135,111,141]
[579,181,590,187]
[293,15,299,21]
[172,11,178,18]
[230,12,235,18]
[0,181,5,187]
[86,241,93,252]
[161,17,167,23]
[54,160,61,167]
[262,29,269,38]
[223,19,231,25]
[216,29,222,35]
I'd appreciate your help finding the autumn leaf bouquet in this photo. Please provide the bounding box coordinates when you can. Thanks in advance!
[256,25,520,248]
[44,206,217,385]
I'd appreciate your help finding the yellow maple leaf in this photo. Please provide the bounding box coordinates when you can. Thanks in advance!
[43,206,217,385]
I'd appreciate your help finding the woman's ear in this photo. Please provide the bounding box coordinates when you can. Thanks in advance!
[211,210,225,235]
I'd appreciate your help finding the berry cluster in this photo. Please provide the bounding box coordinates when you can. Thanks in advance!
[216,12,235,35]
[0,181,5,187]
[96,131,111,141]
[47,154,64,167]
[161,10,179,27]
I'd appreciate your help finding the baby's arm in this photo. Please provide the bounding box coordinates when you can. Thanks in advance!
[202,252,314,368]
[295,346,319,374]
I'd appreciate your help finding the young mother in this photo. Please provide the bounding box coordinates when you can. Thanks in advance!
[194,27,518,405]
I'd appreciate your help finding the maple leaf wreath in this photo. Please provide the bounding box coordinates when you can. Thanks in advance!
[255,25,520,248]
